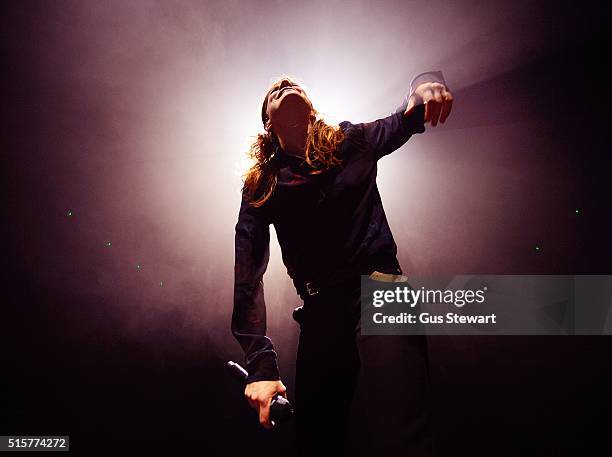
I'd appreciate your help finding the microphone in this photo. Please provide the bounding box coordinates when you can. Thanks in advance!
[226,361,294,426]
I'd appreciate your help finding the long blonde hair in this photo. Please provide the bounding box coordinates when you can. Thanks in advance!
[243,76,345,207]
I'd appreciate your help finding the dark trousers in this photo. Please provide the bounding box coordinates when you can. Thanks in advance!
[293,275,435,457]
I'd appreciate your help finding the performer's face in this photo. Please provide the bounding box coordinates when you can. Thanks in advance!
[264,79,312,132]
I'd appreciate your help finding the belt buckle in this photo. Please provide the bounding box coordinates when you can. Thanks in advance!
[305,281,319,296]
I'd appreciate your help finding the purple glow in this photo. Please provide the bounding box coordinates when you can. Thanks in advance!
[5,0,595,360]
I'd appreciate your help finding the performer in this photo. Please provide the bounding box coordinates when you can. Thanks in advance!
[232,71,453,456]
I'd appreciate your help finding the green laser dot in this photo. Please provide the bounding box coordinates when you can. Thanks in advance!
[575,209,580,214]
[160,281,164,287]
[535,245,540,251]
[105,241,112,247]
[66,210,72,216]
[136,264,141,270]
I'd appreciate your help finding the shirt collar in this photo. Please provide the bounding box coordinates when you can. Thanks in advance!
[276,144,307,165]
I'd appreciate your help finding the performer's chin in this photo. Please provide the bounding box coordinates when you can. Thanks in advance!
[277,92,311,126]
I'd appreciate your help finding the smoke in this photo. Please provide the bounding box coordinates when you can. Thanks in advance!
[4,0,603,369]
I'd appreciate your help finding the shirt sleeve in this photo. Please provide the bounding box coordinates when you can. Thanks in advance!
[361,104,426,161]
[361,70,447,160]
[231,188,280,383]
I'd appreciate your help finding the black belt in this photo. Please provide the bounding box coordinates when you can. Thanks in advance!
[293,253,402,299]
[294,261,377,300]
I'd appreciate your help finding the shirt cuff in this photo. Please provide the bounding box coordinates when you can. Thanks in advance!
[398,103,427,134]
[245,351,281,383]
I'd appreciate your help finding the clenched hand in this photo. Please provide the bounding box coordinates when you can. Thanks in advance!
[244,379,287,429]
[405,81,453,127]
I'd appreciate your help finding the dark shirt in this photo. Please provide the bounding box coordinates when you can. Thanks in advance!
[232,72,446,383]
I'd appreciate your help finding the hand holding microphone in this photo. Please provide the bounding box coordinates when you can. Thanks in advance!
[226,361,293,428]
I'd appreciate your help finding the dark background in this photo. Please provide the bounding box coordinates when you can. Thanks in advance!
[2,1,611,455]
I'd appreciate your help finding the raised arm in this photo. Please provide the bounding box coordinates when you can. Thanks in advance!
[361,70,452,160]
